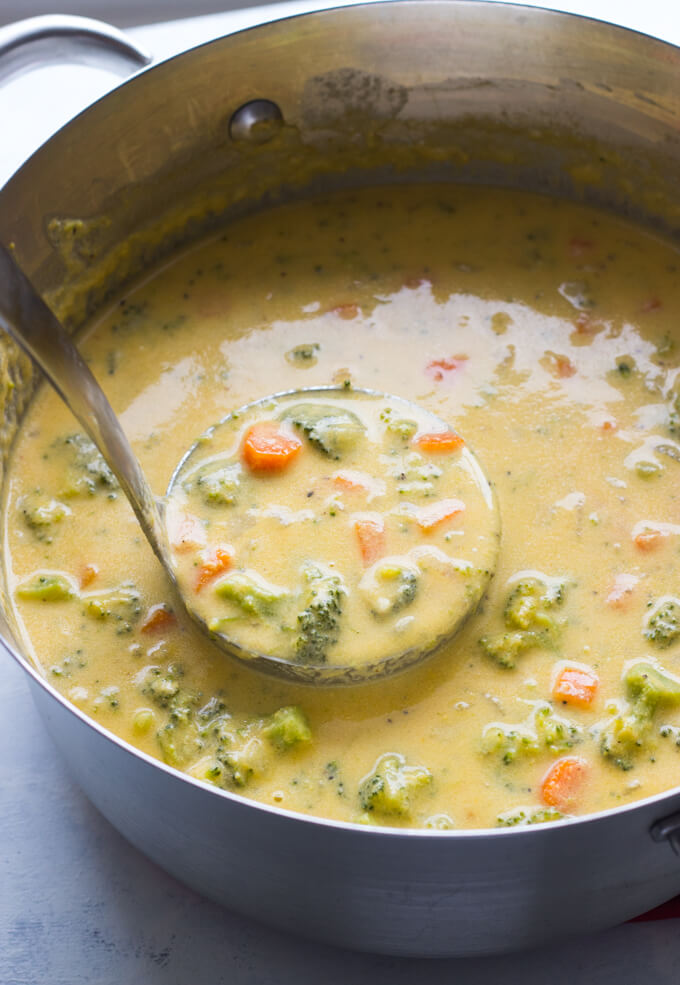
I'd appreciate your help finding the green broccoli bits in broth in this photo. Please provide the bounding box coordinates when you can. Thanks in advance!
[10,182,680,829]
[166,389,499,674]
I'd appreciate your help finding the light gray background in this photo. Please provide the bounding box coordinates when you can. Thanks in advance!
[3,3,680,983]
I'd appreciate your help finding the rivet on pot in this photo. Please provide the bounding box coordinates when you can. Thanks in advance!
[229,99,284,144]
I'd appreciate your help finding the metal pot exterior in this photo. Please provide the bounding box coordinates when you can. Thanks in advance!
[4,1,680,956]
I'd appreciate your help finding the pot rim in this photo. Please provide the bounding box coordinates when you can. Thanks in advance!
[4,0,680,846]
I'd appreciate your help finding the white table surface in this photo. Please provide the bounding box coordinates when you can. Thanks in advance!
[3,3,680,982]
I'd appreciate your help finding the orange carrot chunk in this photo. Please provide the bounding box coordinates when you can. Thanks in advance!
[425,355,468,383]
[79,563,99,589]
[414,431,465,454]
[141,603,176,633]
[634,529,664,552]
[541,756,589,811]
[416,498,465,533]
[355,518,386,566]
[333,470,370,493]
[552,665,599,708]
[195,547,233,592]
[242,422,302,472]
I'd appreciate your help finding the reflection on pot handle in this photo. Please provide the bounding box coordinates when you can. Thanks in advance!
[0,14,151,83]
[651,810,680,856]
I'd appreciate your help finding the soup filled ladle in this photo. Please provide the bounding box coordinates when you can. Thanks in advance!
[0,245,500,684]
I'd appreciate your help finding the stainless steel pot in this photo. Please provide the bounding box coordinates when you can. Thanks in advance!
[3,0,680,958]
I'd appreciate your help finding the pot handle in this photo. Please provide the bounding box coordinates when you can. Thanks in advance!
[0,15,151,83]
[651,810,680,855]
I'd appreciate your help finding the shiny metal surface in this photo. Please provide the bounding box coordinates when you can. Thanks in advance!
[0,13,150,81]
[3,0,680,956]
[0,243,173,581]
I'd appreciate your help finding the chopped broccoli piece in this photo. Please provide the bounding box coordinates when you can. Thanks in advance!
[285,343,320,366]
[625,660,680,712]
[19,493,70,542]
[213,570,288,618]
[137,663,204,766]
[359,558,419,618]
[481,722,539,763]
[380,408,418,442]
[261,705,312,750]
[83,583,141,633]
[479,629,546,669]
[280,403,366,459]
[358,753,432,817]
[480,572,565,668]
[57,432,119,496]
[496,806,564,827]
[193,461,241,506]
[599,660,680,769]
[16,572,77,602]
[643,597,680,649]
[294,563,346,664]
[504,576,564,630]
[393,452,443,498]
[482,702,581,764]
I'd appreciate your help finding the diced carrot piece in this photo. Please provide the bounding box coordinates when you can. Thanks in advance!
[79,563,99,589]
[195,547,233,592]
[242,422,302,472]
[543,353,577,378]
[168,511,207,553]
[552,665,599,708]
[606,573,639,608]
[601,418,617,432]
[541,756,589,811]
[403,275,432,290]
[333,470,369,493]
[141,603,176,633]
[355,518,386,566]
[414,431,465,454]
[568,237,594,257]
[425,355,468,383]
[330,303,360,320]
[416,498,465,533]
[634,529,664,551]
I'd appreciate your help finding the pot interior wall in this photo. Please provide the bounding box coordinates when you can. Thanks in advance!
[2,0,680,657]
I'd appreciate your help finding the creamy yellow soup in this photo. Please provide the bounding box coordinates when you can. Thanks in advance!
[167,387,499,680]
[7,184,680,829]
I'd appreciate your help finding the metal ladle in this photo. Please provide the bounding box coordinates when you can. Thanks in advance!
[0,245,499,685]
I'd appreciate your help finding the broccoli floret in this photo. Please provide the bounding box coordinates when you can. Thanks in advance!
[285,343,320,366]
[392,452,443,498]
[479,629,546,669]
[193,461,241,506]
[358,558,419,618]
[599,661,680,769]
[83,583,141,633]
[19,492,70,542]
[212,570,288,619]
[261,705,312,750]
[482,702,581,764]
[137,663,204,766]
[626,660,680,712]
[480,573,565,668]
[643,597,680,649]
[424,813,455,830]
[358,753,432,817]
[380,407,418,442]
[16,572,77,602]
[496,806,564,827]
[504,576,563,630]
[208,705,312,787]
[294,563,346,664]
[280,403,366,459]
[57,432,119,496]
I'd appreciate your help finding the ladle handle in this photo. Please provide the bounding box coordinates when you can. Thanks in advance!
[0,244,171,571]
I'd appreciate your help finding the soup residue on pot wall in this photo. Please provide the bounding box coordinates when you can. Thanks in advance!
[6,183,680,829]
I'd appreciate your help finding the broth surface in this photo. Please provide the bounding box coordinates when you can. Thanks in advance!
[7,184,680,829]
